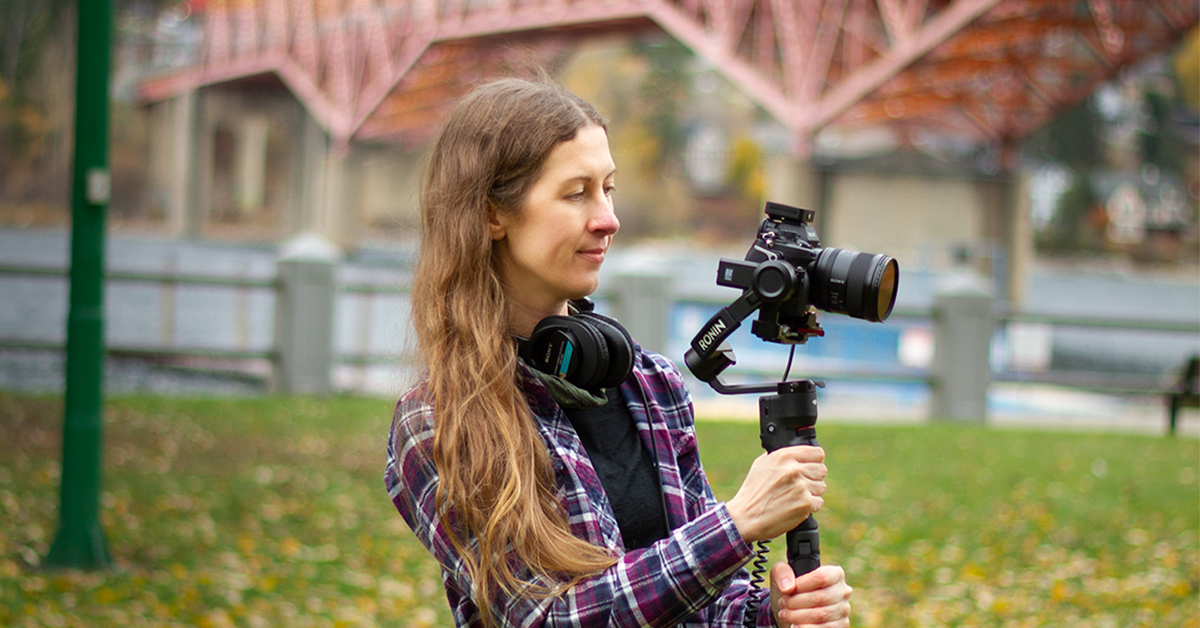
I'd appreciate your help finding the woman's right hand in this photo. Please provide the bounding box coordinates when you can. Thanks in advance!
[725,446,827,542]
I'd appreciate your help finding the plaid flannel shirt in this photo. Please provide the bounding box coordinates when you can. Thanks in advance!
[385,346,774,627]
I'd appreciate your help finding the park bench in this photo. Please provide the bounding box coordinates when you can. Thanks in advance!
[1167,355,1199,436]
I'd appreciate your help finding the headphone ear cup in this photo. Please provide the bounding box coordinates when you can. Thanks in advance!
[576,312,635,388]
[525,315,609,389]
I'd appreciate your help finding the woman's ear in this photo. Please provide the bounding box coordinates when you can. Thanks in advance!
[488,209,508,241]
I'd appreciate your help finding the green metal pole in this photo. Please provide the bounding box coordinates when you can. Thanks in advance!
[44,0,113,569]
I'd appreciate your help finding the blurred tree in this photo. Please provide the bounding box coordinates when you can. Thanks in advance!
[1140,89,1185,180]
[2,0,169,89]
[1,0,173,211]
[1,0,72,151]
[1025,98,1107,255]
[1037,169,1099,254]
[563,38,697,239]
[628,36,691,172]
[0,0,76,210]
[727,135,764,212]
[1026,98,1105,172]
[1,0,70,87]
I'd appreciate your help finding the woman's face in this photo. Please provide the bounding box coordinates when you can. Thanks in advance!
[490,124,619,331]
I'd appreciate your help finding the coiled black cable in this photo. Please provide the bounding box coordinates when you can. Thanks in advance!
[742,540,771,628]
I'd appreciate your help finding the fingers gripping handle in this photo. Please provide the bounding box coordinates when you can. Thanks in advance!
[759,381,822,576]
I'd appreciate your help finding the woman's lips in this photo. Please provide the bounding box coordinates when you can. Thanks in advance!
[578,247,606,264]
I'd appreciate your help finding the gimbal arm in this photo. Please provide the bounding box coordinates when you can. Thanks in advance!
[684,289,779,395]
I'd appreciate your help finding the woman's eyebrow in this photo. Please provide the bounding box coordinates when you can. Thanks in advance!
[560,168,617,184]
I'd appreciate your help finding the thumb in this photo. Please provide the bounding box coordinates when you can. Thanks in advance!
[769,561,797,623]
[770,561,796,594]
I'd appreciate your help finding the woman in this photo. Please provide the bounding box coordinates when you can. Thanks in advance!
[385,77,852,627]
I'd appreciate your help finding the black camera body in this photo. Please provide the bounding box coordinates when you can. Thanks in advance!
[710,201,898,345]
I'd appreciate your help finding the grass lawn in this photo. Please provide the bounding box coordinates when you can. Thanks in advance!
[2,392,1196,627]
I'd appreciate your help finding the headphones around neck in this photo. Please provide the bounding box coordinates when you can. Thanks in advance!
[520,298,635,390]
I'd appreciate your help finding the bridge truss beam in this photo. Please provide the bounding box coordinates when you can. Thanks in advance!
[138,0,1198,156]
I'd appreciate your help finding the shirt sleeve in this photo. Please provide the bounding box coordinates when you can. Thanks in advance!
[635,349,776,628]
[384,391,763,628]
[677,479,776,628]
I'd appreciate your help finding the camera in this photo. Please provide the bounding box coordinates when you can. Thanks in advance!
[686,202,899,383]
[705,202,898,346]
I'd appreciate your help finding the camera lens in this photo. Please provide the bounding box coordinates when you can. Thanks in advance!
[811,248,899,322]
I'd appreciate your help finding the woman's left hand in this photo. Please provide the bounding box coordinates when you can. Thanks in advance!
[769,562,852,628]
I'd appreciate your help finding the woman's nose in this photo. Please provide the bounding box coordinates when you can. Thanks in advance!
[591,199,620,236]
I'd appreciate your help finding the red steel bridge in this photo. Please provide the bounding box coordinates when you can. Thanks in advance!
[139,0,1197,155]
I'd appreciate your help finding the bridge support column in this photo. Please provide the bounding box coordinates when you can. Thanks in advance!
[765,152,828,229]
[318,146,359,250]
[155,89,199,238]
[976,170,1032,309]
[194,92,218,233]
[290,117,358,250]
[235,115,269,219]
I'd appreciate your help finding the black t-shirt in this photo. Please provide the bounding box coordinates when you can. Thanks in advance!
[563,387,670,550]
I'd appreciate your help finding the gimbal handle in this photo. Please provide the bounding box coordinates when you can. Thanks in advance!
[760,381,822,576]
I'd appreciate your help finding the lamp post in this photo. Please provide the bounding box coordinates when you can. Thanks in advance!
[44,0,113,569]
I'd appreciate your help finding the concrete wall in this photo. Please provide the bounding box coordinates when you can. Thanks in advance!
[825,171,985,271]
[357,147,425,236]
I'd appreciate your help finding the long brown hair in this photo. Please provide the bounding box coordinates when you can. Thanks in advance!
[410,77,618,622]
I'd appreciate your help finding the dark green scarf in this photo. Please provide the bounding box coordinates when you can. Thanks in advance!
[526,366,608,409]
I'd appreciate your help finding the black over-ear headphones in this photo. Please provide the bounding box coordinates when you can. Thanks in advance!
[520,298,635,390]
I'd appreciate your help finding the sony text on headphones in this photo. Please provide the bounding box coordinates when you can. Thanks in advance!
[520,298,635,390]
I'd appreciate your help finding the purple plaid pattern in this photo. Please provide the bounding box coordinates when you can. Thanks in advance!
[385,347,774,627]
